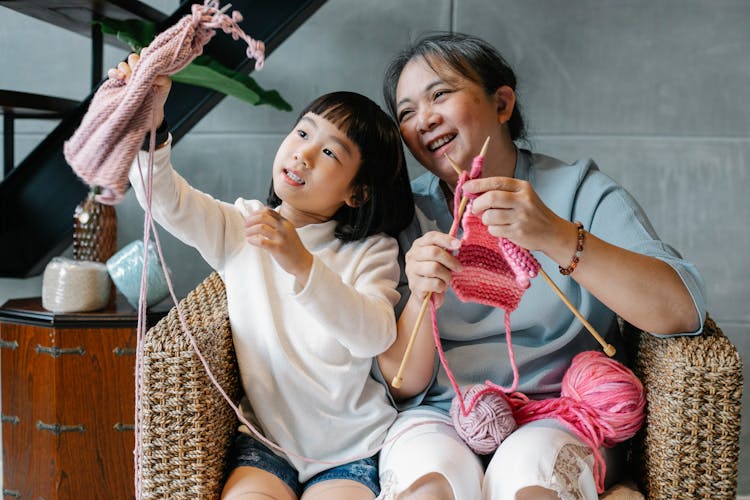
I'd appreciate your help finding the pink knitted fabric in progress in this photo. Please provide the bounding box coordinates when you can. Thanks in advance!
[452,211,539,310]
[64,1,265,204]
[450,157,539,311]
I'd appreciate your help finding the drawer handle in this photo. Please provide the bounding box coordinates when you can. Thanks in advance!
[114,423,135,432]
[35,345,85,357]
[3,488,20,497]
[0,339,18,350]
[1,414,19,425]
[113,347,136,356]
[36,421,86,435]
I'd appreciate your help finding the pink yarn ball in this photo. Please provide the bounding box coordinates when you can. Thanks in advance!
[450,384,517,455]
[560,351,645,447]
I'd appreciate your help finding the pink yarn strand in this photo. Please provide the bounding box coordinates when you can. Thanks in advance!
[433,302,519,417]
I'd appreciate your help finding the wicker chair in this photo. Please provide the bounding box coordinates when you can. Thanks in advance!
[137,272,744,499]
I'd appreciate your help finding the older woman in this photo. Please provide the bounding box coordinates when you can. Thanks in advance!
[374,32,705,500]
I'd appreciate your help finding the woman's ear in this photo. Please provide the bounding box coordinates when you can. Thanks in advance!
[494,85,516,125]
[346,185,369,208]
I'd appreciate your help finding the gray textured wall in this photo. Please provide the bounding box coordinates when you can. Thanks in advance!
[1,0,748,492]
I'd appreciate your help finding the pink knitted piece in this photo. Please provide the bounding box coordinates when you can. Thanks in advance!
[450,158,539,311]
[452,213,539,310]
[63,1,265,205]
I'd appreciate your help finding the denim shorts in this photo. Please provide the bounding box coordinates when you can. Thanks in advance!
[226,431,380,497]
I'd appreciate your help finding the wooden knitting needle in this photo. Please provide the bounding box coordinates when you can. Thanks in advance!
[391,137,490,389]
[537,269,615,356]
[443,154,616,357]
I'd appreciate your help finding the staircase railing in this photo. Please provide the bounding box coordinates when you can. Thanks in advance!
[0,0,327,278]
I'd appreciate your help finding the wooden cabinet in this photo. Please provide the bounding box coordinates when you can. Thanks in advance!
[1,297,166,499]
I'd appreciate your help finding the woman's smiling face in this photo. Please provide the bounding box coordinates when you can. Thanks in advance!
[395,57,502,183]
[272,112,361,226]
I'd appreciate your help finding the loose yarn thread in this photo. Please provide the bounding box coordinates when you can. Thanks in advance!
[436,154,645,493]
[64,0,265,205]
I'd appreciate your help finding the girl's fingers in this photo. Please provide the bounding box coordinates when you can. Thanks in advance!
[245,223,275,240]
[127,53,139,69]
[117,61,132,78]
[245,208,278,226]
[107,68,123,80]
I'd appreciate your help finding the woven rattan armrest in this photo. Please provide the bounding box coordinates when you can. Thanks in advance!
[624,315,743,499]
[139,272,240,499]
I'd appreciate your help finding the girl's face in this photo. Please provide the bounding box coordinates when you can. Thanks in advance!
[395,57,506,183]
[272,112,362,226]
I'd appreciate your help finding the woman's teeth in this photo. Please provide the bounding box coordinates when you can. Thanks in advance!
[428,135,455,152]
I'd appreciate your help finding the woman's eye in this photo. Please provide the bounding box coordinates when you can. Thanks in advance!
[433,89,449,100]
[322,148,338,160]
[397,109,413,123]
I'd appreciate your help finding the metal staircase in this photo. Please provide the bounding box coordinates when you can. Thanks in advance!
[0,0,326,278]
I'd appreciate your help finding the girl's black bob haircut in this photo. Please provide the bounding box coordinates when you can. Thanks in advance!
[268,91,414,242]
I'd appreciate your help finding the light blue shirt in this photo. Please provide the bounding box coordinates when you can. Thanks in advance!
[378,148,706,412]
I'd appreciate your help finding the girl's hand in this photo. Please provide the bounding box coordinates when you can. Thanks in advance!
[107,52,172,130]
[404,231,462,308]
[245,208,314,285]
[462,176,569,255]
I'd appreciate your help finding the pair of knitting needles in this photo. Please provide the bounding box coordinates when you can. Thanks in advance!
[391,137,615,389]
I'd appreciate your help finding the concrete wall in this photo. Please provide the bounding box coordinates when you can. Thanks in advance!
[1,0,748,492]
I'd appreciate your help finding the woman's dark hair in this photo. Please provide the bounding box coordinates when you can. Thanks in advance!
[383,32,526,142]
[268,91,414,242]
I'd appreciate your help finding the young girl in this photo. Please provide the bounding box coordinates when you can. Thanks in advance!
[374,33,706,499]
[115,54,414,500]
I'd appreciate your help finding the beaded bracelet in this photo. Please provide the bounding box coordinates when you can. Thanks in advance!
[559,221,585,275]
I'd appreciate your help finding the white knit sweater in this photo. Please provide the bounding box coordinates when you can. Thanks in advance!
[130,145,399,481]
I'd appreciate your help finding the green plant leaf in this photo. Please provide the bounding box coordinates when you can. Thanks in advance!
[173,55,292,111]
[92,18,155,52]
[91,17,291,111]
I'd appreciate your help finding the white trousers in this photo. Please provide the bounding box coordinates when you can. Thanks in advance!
[377,409,624,500]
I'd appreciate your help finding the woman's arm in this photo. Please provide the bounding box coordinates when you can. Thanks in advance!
[558,225,699,334]
[463,175,701,335]
[376,231,460,399]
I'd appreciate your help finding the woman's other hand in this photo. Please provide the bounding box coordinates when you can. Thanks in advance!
[404,231,462,309]
[462,176,570,258]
